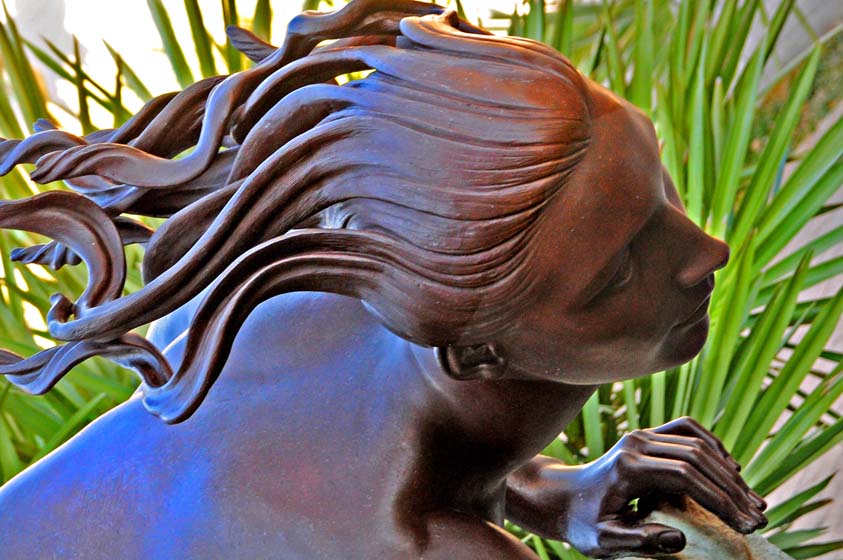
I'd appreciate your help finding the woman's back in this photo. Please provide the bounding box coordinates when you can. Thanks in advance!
[0,293,440,559]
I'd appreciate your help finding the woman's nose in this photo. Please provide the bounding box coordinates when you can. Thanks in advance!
[674,232,730,289]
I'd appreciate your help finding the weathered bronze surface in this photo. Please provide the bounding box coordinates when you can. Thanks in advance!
[0,2,766,558]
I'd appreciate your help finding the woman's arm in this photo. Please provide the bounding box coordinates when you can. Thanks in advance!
[506,454,579,539]
[505,418,768,559]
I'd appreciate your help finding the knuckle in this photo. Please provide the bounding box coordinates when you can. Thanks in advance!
[687,436,705,449]
[613,451,632,475]
[616,448,636,466]
[683,418,707,434]
[675,462,693,477]
[687,445,704,461]
[626,431,646,445]
[686,447,705,464]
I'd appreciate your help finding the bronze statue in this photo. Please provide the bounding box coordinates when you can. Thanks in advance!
[0,2,766,558]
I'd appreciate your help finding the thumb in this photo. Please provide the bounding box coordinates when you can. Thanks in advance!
[587,520,686,558]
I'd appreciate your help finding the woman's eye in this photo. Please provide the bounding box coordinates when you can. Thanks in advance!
[605,248,633,292]
[584,246,635,307]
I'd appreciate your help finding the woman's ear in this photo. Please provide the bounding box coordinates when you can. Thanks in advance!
[435,343,507,381]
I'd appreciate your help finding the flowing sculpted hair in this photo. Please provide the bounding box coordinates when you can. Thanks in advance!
[0,1,592,422]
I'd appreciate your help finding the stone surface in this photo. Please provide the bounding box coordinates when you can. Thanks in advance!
[620,499,792,560]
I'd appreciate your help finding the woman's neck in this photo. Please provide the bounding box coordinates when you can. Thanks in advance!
[410,344,597,466]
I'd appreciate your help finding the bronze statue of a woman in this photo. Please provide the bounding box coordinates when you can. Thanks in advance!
[0,2,766,558]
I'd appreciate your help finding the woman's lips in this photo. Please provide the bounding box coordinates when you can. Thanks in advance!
[676,295,711,327]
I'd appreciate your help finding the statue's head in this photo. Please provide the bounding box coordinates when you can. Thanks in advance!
[0,2,727,422]
[488,81,729,385]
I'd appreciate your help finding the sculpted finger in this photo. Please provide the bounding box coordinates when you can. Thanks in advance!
[649,417,739,469]
[647,433,767,498]
[751,490,767,511]
[638,431,736,474]
[636,439,767,527]
[647,432,767,511]
[588,520,685,558]
[619,453,762,534]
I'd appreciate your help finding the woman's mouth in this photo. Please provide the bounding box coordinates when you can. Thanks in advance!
[676,296,711,328]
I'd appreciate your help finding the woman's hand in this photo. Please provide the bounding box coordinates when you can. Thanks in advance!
[506,417,767,559]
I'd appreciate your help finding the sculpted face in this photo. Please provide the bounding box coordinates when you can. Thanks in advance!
[497,81,729,384]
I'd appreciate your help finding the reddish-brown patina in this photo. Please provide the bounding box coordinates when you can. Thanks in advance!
[0,2,765,558]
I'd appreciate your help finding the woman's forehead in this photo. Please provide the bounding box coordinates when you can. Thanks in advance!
[530,90,666,288]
